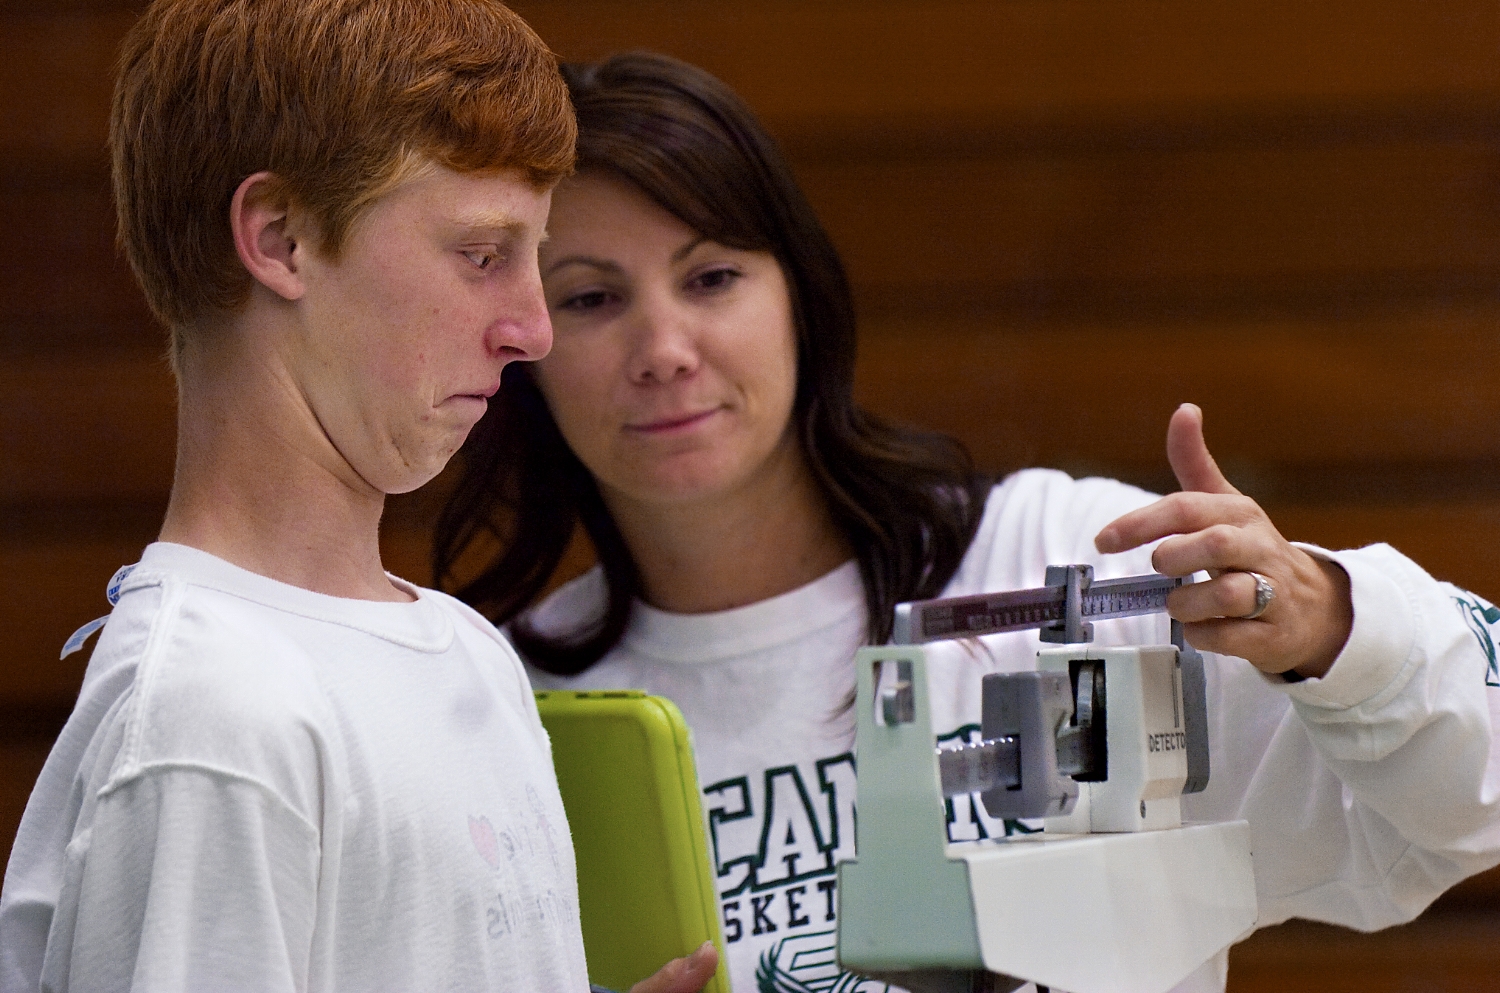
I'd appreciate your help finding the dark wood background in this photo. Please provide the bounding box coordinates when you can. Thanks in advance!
[4,2,1500,988]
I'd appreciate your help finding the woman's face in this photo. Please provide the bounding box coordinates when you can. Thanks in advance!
[534,171,801,512]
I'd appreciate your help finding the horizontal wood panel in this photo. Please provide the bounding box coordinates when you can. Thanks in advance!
[0,182,152,326]
[855,304,1500,476]
[7,141,1499,334]
[0,12,135,168]
[0,353,175,504]
[1270,502,1500,602]
[8,2,1500,166]
[1227,910,1500,991]
[515,1,1500,137]
[799,140,1500,307]
[1440,864,1500,906]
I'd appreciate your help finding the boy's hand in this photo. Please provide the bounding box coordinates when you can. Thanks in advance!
[629,942,720,993]
[1094,403,1352,679]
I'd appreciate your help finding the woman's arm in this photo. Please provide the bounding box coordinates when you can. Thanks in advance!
[1096,402,1500,929]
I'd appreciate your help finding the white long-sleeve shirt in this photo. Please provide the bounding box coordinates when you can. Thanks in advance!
[1,542,591,993]
[527,469,1500,993]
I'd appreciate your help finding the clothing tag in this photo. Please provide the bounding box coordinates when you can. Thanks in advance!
[106,563,136,606]
[60,616,109,660]
[60,563,139,660]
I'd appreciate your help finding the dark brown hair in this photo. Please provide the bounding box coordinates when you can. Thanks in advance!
[111,0,575,341]
[433,52,989,674]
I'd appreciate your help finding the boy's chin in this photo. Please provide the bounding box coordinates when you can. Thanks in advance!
[381,463,451,496]
[367,448,461,498]
[361,427,475,497]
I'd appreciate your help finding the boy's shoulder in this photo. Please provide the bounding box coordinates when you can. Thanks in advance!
[77,544,526,806]
[74,552,344,812]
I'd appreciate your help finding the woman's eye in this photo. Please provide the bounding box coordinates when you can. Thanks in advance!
[690,266,741,292]
[557,288,616,311]
[462,249,500,271]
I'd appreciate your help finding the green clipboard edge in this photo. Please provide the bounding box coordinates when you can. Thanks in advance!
[536,690,730,993]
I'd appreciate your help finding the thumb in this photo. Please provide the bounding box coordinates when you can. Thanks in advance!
[1167,403,1239,495]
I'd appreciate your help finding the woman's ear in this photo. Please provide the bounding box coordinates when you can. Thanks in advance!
[229,171,306,301]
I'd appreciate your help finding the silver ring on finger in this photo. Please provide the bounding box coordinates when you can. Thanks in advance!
[1243,571,1275,620]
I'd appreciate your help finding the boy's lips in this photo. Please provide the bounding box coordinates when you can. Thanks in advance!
[442,382,502,421]
[448,382,501,403]
[443,395,489,421]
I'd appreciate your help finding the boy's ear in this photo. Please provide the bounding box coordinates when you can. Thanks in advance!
[230,171,306,302]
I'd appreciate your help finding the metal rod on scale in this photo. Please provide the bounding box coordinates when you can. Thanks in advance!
[893,565,1185,646]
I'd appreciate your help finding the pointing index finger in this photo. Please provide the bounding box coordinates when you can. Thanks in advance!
[1095,491,1251,555]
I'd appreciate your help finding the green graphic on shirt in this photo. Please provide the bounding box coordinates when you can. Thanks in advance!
[755,930,891,993]
[706,733,1036,990]
[1453,594,1500,687]
[705,754,857,898]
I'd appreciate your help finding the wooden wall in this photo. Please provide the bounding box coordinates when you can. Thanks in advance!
[4,2,1500,988]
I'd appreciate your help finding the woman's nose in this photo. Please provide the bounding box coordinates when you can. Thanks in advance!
[628,297,700,385]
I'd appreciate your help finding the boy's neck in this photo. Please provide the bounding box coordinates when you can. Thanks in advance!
[157,325,413,603]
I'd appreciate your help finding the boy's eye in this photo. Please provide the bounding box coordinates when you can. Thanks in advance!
[462,249,500,270]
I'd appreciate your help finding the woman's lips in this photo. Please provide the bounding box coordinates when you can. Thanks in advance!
[626,408,719,434]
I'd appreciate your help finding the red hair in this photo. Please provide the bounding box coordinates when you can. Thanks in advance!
[111,0,576,336]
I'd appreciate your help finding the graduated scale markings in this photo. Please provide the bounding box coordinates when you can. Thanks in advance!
[896,573,1183,644]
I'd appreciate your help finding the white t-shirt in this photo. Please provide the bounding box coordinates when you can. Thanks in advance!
[526,469,1500,993]
[0,542,591,993]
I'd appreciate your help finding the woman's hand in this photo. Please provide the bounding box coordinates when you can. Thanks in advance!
[1094,403,1352,679]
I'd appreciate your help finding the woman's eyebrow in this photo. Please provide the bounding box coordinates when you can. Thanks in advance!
[671,236,708,263]
[543,236,711,278]
[543,255,623,278]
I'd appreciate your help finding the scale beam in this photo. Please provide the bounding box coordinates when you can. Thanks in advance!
[894,565,1183,646]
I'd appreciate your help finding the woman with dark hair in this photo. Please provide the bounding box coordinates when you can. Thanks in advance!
[438,51,991,668]
[435,52,1500,993]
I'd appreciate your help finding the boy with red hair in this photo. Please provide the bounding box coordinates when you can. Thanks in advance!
[0,1,711,989]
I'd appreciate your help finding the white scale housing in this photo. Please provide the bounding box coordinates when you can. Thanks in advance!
[1041,645,1190,834]
[835,644,1258,993]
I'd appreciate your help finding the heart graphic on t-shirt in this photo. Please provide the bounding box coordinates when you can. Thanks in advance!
[469,814,501,869]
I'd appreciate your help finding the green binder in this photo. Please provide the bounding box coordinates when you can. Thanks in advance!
[536,690,730,993]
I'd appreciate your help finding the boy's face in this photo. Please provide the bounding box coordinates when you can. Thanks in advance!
[288,165,553,495]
